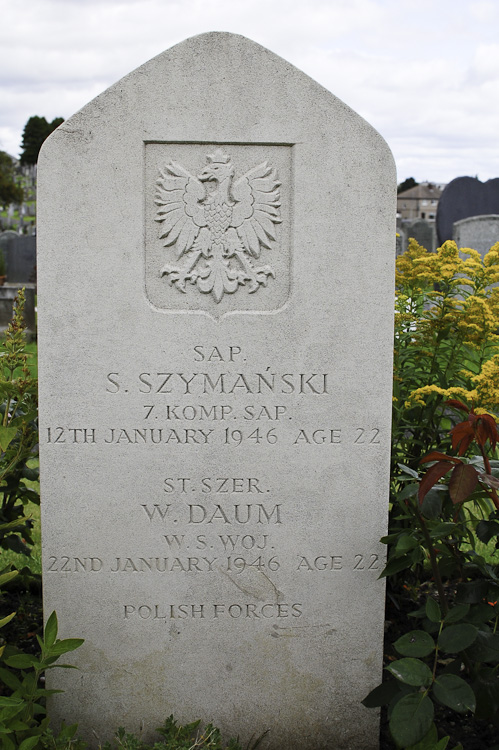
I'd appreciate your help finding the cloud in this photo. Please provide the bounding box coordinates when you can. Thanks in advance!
[1,0,498,183]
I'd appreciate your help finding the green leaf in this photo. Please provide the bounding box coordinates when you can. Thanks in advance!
[466,631,499,663]
[444,604,470,624]
[386,658,433,687]
[47,638,84,657]
[398,464,419,478]
[379,555,413,578]
[476,519,499,544]
[465,603,495,625]
[4,654,41,669]
[396,534,419,553]
[0,612,16,629]
[433,674,476,713]
[362,680,401,708]
[389,693,434,747]
[0,697,23,707]
[0,667,22,691]
[425,597,441,623]
[394,631,435,657]
[19,737,42,750]
[421,488,443,520]
[406,724,442,750]
[0,570,19,588]
[43,611,58,649]
[0,735,16,750]
[473,665,499,719]
[438,624,478,653]
[398,483,419,501]
[0,426,18,451]
[429,523,457,539]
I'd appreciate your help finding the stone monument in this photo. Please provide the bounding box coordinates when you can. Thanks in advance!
[436,176,499,245]
[406,218,435,252]
[453,214,499,258]
[38,33,395,749]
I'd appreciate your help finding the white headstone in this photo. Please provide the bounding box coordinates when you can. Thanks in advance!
[453,214,499,257]
[38,33,395,749]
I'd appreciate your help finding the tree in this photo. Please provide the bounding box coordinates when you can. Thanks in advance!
[0,151,23,205]
[397,177,418,194]
[19,116,64,166]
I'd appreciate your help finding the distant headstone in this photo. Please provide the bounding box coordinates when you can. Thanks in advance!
[437,176,499,245]
[406,218,435,251]
[396,229,405,256]
[38,33,395,750]
[0,233,36,283]
[453,214,499,257]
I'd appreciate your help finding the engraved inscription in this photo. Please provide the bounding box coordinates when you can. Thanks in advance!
[45,551,382,576]
[155,149,281,302]
[44,425,384,447]
[123,603,303,620]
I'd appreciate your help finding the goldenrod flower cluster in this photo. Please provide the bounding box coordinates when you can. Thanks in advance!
[394,240,499,418]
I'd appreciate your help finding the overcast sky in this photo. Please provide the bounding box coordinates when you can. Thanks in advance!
[1,0,498,184]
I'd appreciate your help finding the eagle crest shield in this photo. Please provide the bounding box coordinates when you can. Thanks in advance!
[155,149,281,303]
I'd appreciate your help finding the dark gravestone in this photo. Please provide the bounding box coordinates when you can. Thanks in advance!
[436,176,499,245]
[0,233,36,283]
[406,219,434,251]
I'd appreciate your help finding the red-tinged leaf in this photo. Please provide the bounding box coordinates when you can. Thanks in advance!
[450,422,475,455]
[478,471,499,490]
[446,400,470,413]
[449,464,479,504]
[419,461,454,505]
[420,452,461,465]
[477,415,498,450]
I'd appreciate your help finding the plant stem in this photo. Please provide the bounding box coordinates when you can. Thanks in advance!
[416,507,449,615]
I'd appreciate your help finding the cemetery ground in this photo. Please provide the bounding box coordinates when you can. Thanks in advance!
[1,242,499,749]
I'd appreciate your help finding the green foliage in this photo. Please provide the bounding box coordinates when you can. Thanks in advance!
[20,117,64,166]
[99,717,267,750]
[0,289,39,561]
[0,612,83,750]
[0,151,23,206]
[366,241,499,748]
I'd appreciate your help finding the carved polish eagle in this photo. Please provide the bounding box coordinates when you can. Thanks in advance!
[154,149,281,303]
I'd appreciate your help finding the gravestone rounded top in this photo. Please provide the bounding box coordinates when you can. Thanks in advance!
[454,214,499,227]
[436,176,499,246]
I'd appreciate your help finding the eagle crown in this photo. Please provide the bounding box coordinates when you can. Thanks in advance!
[198,150,235,184]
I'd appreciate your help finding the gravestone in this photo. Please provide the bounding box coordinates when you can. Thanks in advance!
[0,232,37,283]
[38,33,395,749]
[437,176,499,245]
[453,214,499,257]
[406,218,435,251]
[396,228,405,256]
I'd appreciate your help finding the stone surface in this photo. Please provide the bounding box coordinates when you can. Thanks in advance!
[0,233,37,283]
[436,176,499,245]
[37,33,395,750]
[405,218,435,252]
[453,214,499,257]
